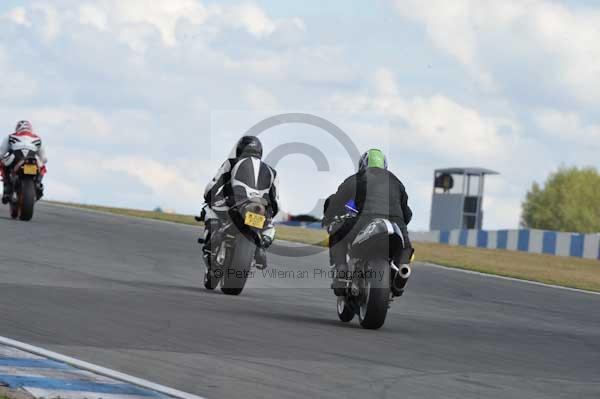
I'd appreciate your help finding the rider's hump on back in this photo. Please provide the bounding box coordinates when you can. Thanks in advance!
[230,156,276,203]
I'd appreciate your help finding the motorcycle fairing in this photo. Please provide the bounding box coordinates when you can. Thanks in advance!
[350,218,405,260]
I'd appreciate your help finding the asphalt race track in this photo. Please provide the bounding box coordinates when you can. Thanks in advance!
[1,203,599,399]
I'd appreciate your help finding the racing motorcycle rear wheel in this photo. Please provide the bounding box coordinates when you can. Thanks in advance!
[18,179,35,221]
[221,234,255,296]
[358,258,390,330]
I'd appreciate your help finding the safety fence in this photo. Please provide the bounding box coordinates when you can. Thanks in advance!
[411,229,600,260]
[276,221,600,260]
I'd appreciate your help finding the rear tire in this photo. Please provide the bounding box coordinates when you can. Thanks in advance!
[19,179,35,221]
[221,235,255,296]
[337,297,354,322]
[358,259,390,330]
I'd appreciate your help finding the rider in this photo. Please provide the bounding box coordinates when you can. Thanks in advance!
[202,135,279,269]
[324,149,412,295]
[0,121,47,204]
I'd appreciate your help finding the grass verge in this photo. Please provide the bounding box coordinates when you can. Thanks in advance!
[0,387,34,399]
[46,201,600,292]
[47,200,199,226]
[415,242,600,292]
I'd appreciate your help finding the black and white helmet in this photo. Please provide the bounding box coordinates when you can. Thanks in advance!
[236,136,263,159]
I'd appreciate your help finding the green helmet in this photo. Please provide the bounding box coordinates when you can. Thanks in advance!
[359,149,388,171]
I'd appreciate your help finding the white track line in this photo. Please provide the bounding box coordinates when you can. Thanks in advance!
[0,336,207,399]
[419,262,600,297]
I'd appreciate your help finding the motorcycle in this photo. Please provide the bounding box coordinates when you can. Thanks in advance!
[199,198,271,296]
[2,145,44,221]
[326,213,414,330]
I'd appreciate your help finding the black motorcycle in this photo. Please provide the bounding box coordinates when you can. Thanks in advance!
[200,198,271,295]
[327,215,413,330]
[3,148,43,221]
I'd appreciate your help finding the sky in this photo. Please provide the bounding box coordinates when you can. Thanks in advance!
[0,0,599,230]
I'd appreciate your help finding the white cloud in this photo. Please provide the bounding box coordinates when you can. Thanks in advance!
[221,3,276,37]
[45,179,82,202]
[328,70,517,164]
[2,0,305,54]
[3,6,30,26]
[533,108,600,153]
[390,0,600,105]
[101,156,205,204]
[31,3,62,41]
[70,0,304,50]
[104,0,207,47]
[372,68,399,97]
[325,68,554,230]
[78,3,108,31]
[244,84,279,110]
[0,48,38,101]
[0,106,149,143]
[220,45,355,86]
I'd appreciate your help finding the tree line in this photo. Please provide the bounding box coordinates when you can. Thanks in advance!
[521,166,600,233]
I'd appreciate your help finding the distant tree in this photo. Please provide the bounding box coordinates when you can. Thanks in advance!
[153,206,163,213]
[521,167,600,233]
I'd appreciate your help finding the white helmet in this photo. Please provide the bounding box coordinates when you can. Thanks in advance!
[15,120,33,133]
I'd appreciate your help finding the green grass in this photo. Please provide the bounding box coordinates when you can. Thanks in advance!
[414,242,600,292]
[0,389,33,399]
[274,224,329,246]
[46,200,600,292]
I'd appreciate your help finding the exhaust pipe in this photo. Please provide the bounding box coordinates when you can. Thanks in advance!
[399,264,411,279]
[391,263,411,296]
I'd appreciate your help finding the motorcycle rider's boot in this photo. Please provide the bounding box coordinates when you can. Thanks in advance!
[2,182,10,205]
[254,246,268,270]
[35,182,44,200]
[202,238,213,266]
[200,218,218,247]
[254,235,272,270]
[331,263,349,296]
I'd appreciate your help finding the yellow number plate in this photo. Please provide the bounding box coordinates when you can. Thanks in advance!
[23,164,38,175]
[244,212,266,228]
